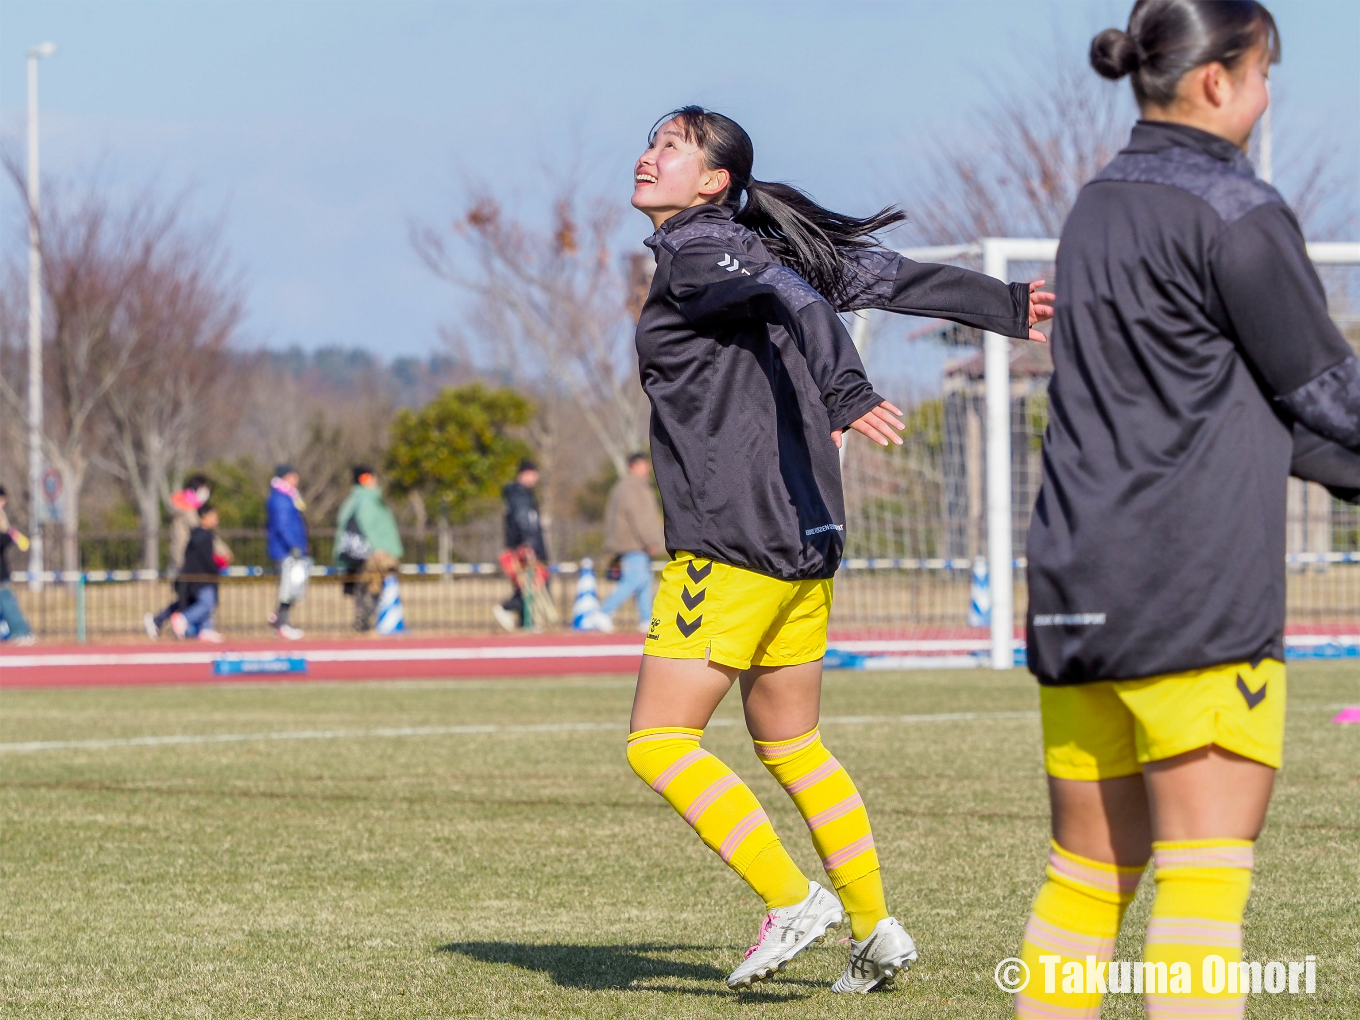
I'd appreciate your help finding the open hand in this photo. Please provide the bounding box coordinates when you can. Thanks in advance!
[832,400,905,449]
[1028,279,1055,342]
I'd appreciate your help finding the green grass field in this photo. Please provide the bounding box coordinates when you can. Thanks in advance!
[2,664,1357,1018]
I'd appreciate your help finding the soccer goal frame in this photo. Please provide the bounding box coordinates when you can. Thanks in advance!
[855,237,1360,670]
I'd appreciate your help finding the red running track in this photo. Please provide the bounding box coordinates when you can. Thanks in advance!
[1,625,1352,689]
[1,629,1005,688]
[0,634,648,688]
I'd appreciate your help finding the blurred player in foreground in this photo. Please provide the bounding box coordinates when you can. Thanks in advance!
[1018,3,1360,1018]
[625,105,1050,992]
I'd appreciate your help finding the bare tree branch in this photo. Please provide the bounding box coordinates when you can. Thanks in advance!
[97,219,242,569]
[412,182,649,477]
[904,52,1355,247]
[0,157,179,570]
[903,56,1133,243]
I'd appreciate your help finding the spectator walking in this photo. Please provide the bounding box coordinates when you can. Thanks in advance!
[0,486,35,645]
[334,466,403,632]
[145,474,212,638]
[493,459,550,631]
[601,453,664,631]
[265,464,308,640]
[169,503,230,642]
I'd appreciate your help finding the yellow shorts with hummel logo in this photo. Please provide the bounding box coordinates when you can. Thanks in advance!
[644,552,833,670]
[1040,659,1286,780]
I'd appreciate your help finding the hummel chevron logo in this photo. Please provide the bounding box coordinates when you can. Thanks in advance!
[681,586,705,611]
[716,253,751,276]
[1236,674,1267,709]
[686,560,713,584]
[675,613,702,638]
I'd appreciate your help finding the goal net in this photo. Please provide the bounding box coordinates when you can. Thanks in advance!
[832,239,1360,667]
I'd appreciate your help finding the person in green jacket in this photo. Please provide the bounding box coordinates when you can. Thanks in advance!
[334,466,404,631]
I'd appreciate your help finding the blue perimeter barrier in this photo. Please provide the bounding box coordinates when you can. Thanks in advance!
[824,637,1360,671]
[212,655,309,676]
[12,550,1360,585]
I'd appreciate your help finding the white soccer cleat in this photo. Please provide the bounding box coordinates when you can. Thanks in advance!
[831,916,918,993]
[491,606,518,633]
[277,624,304,641]
[143,612,159,639]
[726,881,843,989]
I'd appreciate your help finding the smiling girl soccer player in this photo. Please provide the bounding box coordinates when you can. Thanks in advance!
[1017,3,1360,1018]
[626,106,1051,992]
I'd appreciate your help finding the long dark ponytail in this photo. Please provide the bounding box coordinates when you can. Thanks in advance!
[652,106,905,301]
[1090,0,1280,107]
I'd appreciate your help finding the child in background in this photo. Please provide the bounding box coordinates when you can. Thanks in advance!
[170,504,231,643]
[145,475,212,638]
[0,486,35,645]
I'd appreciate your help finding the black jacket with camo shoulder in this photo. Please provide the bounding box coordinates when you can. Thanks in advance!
[1027,121,1360,685]
[638,203,1030,580]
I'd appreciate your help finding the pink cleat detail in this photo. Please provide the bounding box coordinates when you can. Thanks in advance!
[744,914,778,958]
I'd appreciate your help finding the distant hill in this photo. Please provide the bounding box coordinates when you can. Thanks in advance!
[257,345,479,408]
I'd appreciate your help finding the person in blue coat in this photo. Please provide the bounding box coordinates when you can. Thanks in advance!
[265,464,308,639]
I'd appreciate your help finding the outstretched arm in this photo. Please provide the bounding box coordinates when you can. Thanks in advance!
[668,238,903,445]
[836,249,1053,341]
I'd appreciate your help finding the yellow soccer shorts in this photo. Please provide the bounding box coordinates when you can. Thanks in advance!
[644,552,832,670]
[1040,659,1286,780]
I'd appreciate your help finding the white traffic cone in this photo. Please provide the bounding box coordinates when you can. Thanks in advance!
[968,556,991,628]
[571,558,613,632]
[376,575,406,634]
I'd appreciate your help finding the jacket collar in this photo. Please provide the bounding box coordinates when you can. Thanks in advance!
[1124,120,1254,173]
[644,203,735,252]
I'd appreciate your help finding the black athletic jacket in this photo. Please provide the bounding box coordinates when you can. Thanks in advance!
[1027,121,1360,685]
[502,482,547,561]
[639,203,1031,580]
[176,527,220,603]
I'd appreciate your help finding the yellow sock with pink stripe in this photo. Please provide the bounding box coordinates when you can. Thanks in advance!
[1143,839,1253,1020]
[753,728,886,939]
[626,727,808,910]
[1015,840,1144,1020]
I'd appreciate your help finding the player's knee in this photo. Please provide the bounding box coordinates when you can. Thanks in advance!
[626,739,650,783]
[753,727,827,776]
[626,728,702,787]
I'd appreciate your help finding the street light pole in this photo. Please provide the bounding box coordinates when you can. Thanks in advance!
[26,42,55,589]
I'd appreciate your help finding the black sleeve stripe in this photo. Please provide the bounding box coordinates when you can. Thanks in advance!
[1278,355,1360,451]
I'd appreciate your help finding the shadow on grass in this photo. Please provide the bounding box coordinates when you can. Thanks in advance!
[438,941,813,1000]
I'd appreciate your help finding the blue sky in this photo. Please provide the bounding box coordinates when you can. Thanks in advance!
[2,0,1357,357]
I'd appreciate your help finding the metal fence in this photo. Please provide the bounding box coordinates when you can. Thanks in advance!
[7,555,1358,644]
[72,518,606,573]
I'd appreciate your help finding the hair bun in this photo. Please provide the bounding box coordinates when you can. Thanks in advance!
[1090,27,1140,80]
